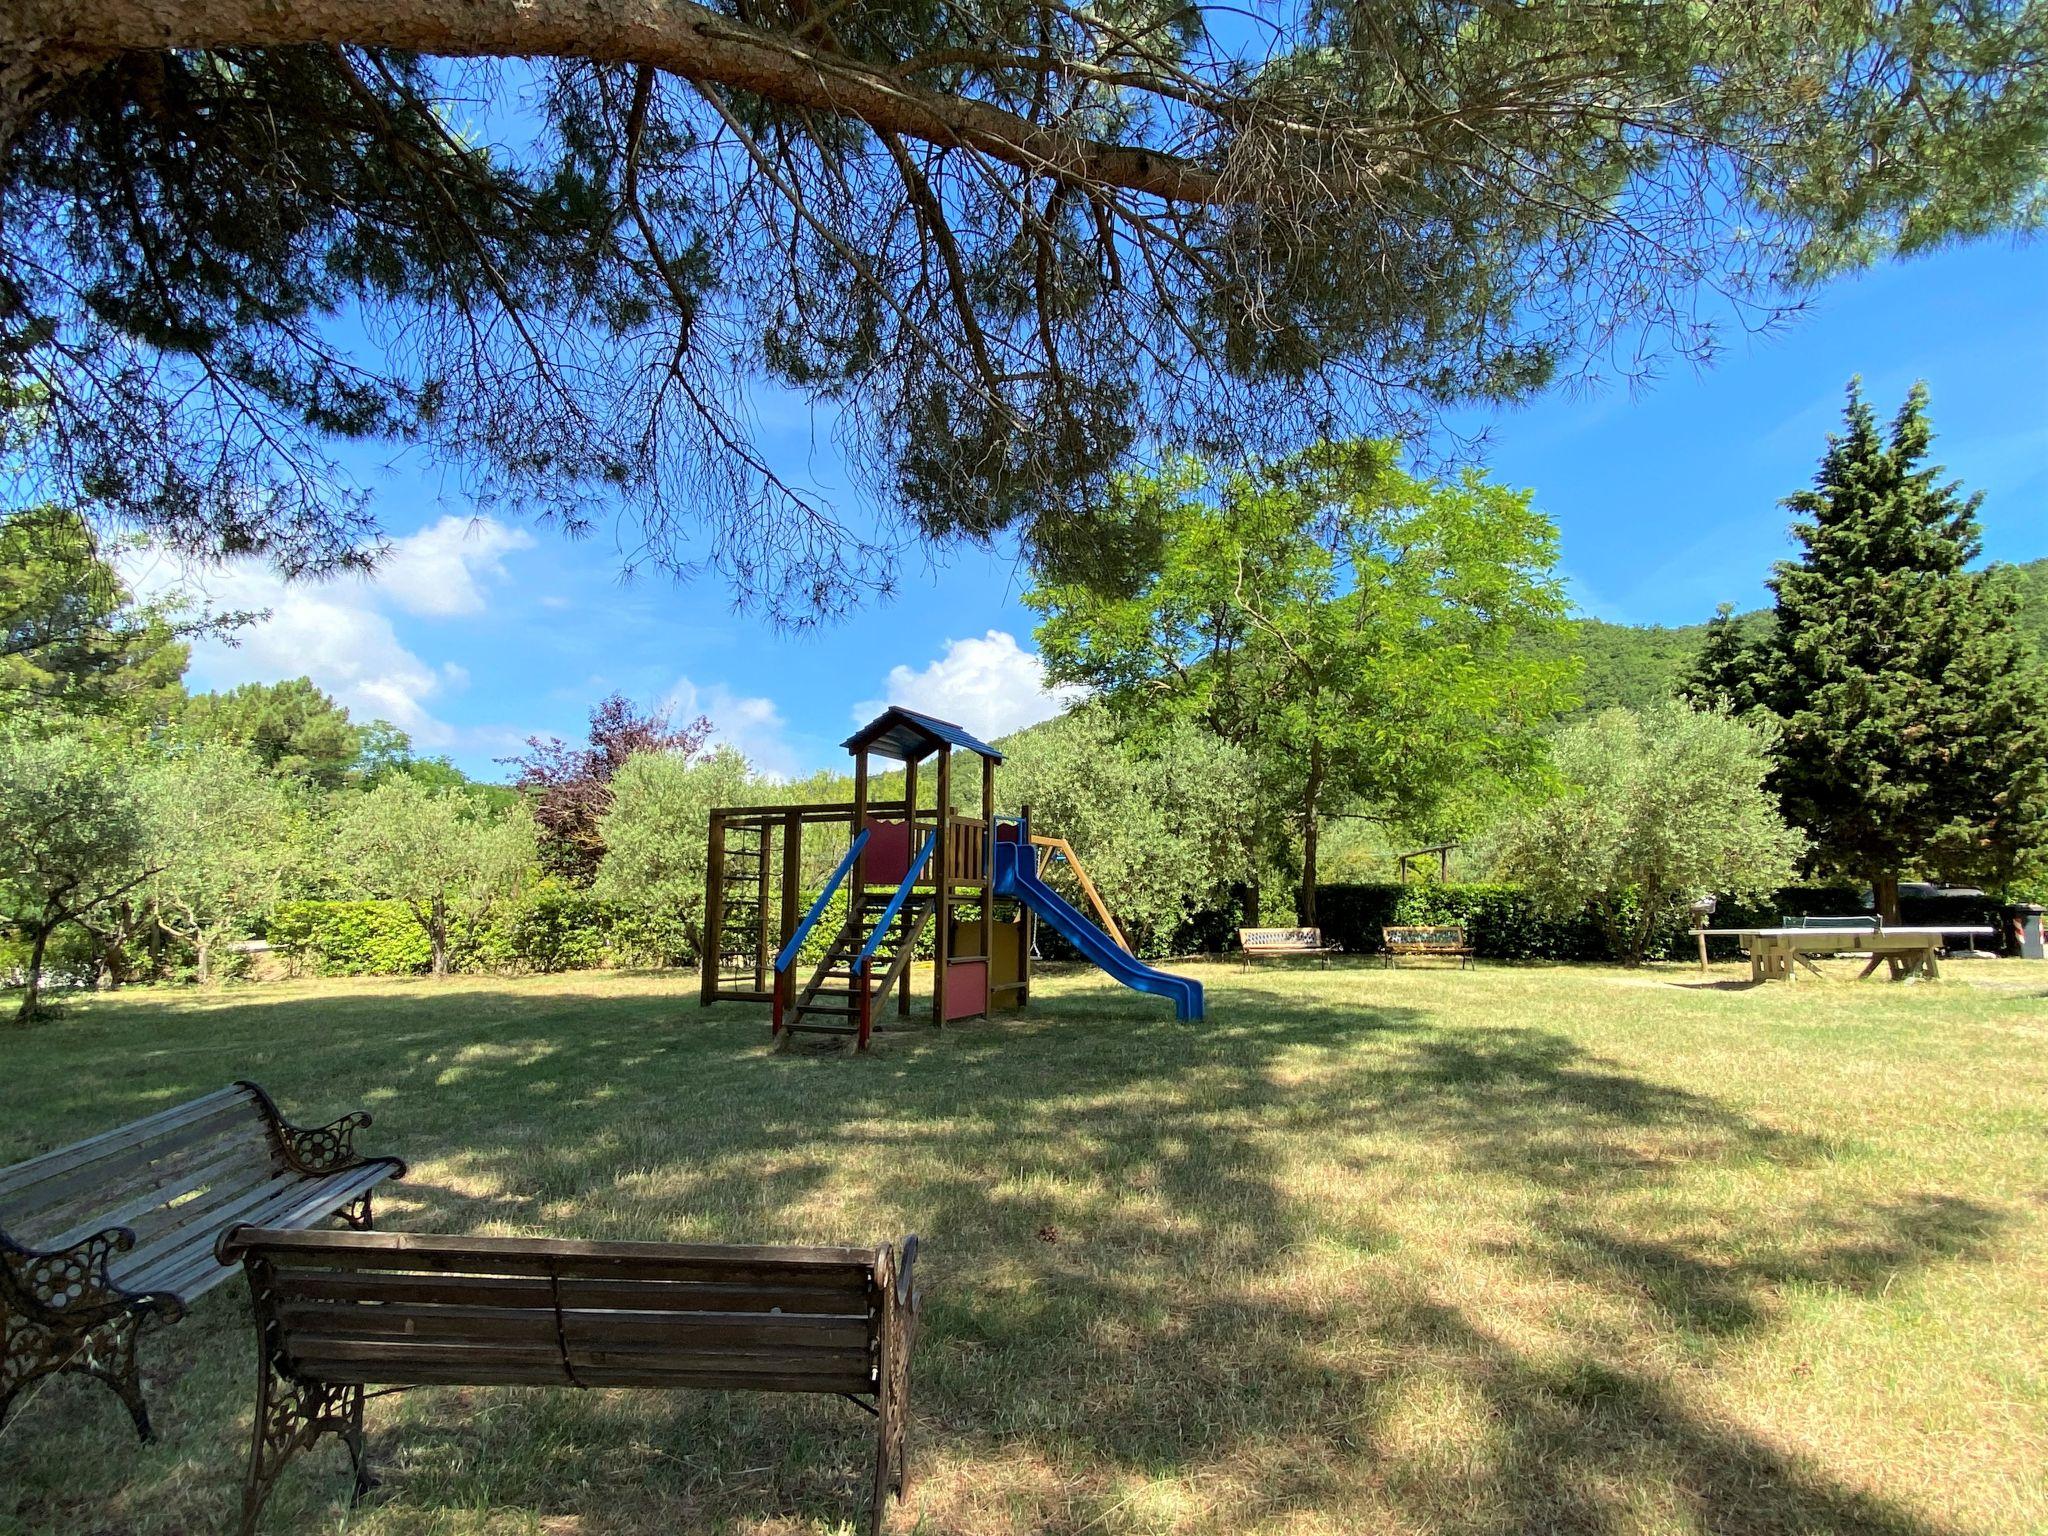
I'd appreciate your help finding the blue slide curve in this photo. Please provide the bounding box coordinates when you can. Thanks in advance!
[993,840,1204,1022]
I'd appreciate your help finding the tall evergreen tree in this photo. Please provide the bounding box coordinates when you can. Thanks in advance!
[1765,382,2048,920]
[1679,604,1764,714]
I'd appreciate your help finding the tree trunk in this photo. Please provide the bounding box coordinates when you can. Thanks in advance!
[1296,747,1324,926]
[1872,870,1901,926]
[194,936,212,986]
[6,0,1227,204]
[15,920,56,1024]
[430,896,450,977]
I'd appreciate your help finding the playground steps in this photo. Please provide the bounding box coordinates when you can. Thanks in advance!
[782,895,936,1043]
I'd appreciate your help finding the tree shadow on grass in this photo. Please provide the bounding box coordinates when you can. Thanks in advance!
[0,975,2018,1535]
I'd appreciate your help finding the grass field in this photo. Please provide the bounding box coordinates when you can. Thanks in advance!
[2,958,2045,1536]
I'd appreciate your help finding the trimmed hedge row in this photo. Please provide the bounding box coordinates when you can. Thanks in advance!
[1296,881,2015,962]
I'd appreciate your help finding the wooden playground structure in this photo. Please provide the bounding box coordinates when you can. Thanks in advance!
[699,706,1200,1048]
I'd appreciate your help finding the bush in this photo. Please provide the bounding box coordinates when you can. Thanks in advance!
[269,900,434,975]
[507,879,612,972]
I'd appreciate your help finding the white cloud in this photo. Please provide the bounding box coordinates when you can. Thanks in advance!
[667,677,801,781]
[119,515,530,748]
[855,630,1084,744]
[369,516,534,617]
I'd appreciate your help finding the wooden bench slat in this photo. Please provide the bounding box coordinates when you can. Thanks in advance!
[270,1269,870,1315]
[289,1357,878,1395]
[0,1086,252,1197]
[284,1336,875,1382]
[275,1300,875,1352]
[39,1138,281,1251]
[0,1106,269,1233]
[242,1228,880,1268]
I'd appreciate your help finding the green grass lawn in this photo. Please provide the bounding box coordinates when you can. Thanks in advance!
[2,958,2045,1535]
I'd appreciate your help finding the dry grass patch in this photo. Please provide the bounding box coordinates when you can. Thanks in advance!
[1,959,2044,1534]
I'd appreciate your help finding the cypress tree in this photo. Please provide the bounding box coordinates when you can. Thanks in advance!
[1680,603,1765,714]
[1765,382,2048,921]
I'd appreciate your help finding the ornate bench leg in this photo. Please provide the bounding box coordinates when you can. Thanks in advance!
[239,1348,369,1535]
[72,1310,154,1440]
[341,1188,376,1232]
[4,1226,170,1443]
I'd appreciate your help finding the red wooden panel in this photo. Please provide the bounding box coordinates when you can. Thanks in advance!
[866,818,911,887]
[944,958,987,1020]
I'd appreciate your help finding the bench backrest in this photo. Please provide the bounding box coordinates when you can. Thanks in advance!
[1382,925,1469,950]
[0,1081,293,1256]
[220,1228,907,1396]
[1239,927,1326,951]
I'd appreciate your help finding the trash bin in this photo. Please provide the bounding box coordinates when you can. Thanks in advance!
[2016,904,2045,961]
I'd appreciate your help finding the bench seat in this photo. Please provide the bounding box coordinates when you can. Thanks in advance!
[1382,925,1474,967]
[1237,927,1343,967]
[0,1081,403,1440]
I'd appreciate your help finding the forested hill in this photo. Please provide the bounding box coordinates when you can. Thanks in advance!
[1543,556,2047,716]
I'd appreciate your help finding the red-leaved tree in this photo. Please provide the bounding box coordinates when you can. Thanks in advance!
[508,694,713,882]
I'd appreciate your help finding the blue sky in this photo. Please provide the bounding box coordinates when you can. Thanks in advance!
[148,236,2045,783]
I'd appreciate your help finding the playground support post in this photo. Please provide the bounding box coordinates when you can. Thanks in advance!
[779,809,801,1021]
[701,811,727,1006]
[933,745,951,1028]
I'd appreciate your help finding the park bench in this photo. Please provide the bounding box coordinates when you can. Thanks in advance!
[0,1081,403,1440]
[1237,927,1343,968]
[218,1226,921,1536]
[1381,924,1474,968]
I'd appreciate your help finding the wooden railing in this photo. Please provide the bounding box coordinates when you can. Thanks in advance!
[945,816,989,883]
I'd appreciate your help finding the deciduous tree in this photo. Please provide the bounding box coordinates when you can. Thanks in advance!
[510,693,713,883]
[1000,707,1253,956]
[1029,442,1575,922]
[4,3,2043,613]
[592,745,755,962]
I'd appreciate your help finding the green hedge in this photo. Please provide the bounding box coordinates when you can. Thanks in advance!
[1295,881,1877,963]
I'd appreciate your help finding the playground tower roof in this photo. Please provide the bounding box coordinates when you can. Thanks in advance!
[843,706,1004,764]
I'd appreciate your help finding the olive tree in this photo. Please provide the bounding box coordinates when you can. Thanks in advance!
[1494,703,1806,965]
[591,746,756,961]
[0,730,154,1020]
[332,776,535,975]
[1001,707,1254,957]
[141,741,296,983]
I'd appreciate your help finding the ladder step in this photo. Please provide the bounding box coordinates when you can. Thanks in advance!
[799,1004,859,1015]
[784,1022,861,1036]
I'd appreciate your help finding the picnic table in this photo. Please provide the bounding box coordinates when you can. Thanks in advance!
[1698,922,1996,982]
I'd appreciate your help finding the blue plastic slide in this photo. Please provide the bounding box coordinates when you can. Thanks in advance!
[993,838,1204,1021]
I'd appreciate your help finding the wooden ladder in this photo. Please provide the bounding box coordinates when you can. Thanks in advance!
[782,896,936,1048]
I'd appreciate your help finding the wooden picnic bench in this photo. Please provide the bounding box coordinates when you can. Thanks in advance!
[218,1226,921,1536]
[1237,927,1343,968]
[1382,925,1473,968]
[1700,920,1997,982]
[0,1081,404,1440]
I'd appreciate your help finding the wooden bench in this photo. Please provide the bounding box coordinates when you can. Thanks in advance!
[0,1081,403,1440]
[1237,927,1343,968]
[1381,924,1474,968]
[217,1226,921,1536]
